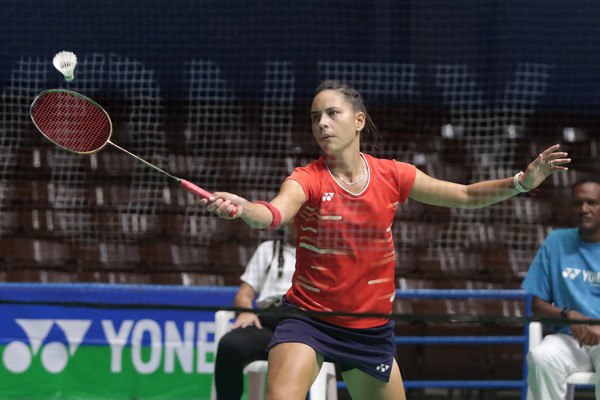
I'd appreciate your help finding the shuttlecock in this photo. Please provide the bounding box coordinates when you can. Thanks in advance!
[52,51,77,81]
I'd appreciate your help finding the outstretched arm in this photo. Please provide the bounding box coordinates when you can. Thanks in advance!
[201,179,306,229]
[409,144,570,209]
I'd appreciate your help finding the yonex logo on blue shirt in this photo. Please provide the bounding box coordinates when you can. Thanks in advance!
[562,268,582,280]
[581,270,600,285]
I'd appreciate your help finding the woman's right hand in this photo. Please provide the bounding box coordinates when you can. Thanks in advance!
[200,192,248,219]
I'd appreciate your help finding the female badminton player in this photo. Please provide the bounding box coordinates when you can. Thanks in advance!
[202,80,571,400]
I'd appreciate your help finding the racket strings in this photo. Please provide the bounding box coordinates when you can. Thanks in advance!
[31,92,111,153]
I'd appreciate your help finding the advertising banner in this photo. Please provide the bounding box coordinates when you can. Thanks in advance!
[0,283,237,399]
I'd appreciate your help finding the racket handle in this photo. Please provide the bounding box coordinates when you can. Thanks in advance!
[180,179,212,199]
[180,179,237,217]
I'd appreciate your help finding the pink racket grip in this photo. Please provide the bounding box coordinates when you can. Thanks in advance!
[180,179,238,217]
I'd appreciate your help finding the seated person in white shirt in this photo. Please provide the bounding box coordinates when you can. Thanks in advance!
[214,228,296,400]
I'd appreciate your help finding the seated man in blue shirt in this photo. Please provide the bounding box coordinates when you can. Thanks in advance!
[522,178,600,400]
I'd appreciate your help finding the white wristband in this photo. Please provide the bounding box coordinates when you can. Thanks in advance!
[513,171,530,193]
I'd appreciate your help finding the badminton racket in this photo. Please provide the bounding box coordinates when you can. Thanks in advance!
[30,89,236,214]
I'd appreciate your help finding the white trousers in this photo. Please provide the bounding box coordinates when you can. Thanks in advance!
[527,333,600,400]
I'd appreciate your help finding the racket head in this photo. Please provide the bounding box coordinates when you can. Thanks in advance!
[30,89,112,154]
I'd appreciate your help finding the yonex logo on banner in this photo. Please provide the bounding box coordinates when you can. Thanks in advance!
[2,319,91,374]
[2,318,217,375]
[562,268,582,280]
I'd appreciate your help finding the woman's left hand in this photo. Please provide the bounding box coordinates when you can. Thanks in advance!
[519,144,571,190]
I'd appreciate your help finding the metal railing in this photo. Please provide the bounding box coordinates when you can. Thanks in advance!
[337,289,532,400]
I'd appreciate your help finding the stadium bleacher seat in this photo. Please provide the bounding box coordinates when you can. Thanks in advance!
[0,238,71,268]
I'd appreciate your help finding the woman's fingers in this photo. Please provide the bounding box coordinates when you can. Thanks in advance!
[535,145,571,172]
[544,147,571,170]
[204,192,243,219]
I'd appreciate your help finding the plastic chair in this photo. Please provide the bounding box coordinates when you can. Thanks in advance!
[527,321,596,400]
[210,310,338,400]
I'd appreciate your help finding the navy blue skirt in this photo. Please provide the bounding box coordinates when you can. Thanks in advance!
[266,298,396,382]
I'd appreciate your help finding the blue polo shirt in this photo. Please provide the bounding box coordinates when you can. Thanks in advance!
[521,228,600,333]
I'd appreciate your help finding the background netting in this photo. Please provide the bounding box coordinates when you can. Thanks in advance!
[3,0,600,390]
[0,0,598,290]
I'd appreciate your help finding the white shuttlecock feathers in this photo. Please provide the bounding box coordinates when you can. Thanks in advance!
[52,51,77,81]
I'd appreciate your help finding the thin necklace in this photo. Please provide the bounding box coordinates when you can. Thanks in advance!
[327,157,367,186]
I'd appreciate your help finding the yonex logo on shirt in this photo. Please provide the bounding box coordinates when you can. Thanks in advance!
[562,268,582,280]
[376,363,390,372]
[322,192,334,201]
